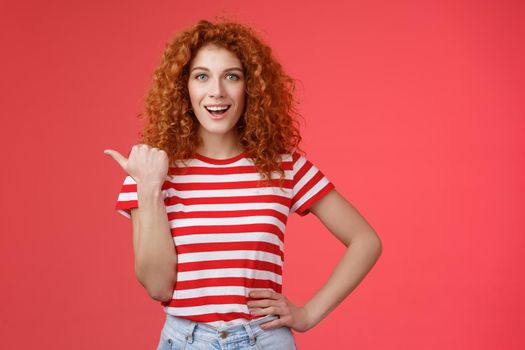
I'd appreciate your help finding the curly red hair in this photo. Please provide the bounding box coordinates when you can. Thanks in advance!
[138,18,305,187]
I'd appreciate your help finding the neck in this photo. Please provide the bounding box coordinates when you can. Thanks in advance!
[196,128,244,159]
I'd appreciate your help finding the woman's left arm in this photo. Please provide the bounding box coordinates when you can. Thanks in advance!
[247,189,382,332]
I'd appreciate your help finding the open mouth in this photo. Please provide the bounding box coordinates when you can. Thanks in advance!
[205,105,231,116]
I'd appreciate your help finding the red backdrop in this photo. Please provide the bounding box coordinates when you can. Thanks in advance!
[1,0,524,349]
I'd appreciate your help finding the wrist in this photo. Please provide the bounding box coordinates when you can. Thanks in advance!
[136,183,164,200]
[301,305,319,331]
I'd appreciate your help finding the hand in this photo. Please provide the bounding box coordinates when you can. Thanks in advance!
[247,290,314,333]
[103,144,170,187]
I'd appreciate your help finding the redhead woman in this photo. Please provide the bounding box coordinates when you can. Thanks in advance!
[104,19,382,350]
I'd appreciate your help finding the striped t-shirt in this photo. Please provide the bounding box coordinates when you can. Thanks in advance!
[114,150,335,328]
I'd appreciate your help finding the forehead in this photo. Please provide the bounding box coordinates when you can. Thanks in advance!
[190,44,242,69]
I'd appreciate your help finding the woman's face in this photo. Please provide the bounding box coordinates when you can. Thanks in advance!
[187,44,246,142]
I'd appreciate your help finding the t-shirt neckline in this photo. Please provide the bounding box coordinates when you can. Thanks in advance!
[194,150,248,165]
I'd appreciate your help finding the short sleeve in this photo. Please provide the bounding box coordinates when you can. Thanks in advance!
[115,175,138,219]
[289,152,335,216]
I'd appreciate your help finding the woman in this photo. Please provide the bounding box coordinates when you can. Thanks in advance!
[104,19,382,350]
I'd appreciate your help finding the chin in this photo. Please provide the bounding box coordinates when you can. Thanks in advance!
[201,124,237,135]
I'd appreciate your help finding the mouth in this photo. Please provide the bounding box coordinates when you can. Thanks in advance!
[205,105,231,119]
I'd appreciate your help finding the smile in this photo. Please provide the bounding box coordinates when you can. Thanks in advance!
[205,105,231,119]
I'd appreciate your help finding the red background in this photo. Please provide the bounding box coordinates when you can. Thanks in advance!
[1,0,524,349]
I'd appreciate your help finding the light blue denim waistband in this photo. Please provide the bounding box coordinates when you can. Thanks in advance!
[163,314,279,346]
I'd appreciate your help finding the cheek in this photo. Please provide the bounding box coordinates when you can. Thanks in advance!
[234,87,246,105]
[187,83,201,102]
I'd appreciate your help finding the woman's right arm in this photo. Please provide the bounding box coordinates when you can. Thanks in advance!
[104,144,177,303]
[130,182,177,303]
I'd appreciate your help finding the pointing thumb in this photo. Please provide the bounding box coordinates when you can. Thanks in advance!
[103,149,127,170]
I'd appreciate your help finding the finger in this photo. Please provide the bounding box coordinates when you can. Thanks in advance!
[259,318,282,330]
[249,290,268,298]
[103,149,127,169]
[247,299,274,308]
[251,305,279,317]
[250,290,278,300]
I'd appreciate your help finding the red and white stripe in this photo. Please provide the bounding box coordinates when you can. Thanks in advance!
[115,151,335,328]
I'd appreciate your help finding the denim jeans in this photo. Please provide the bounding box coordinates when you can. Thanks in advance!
[156,313,298,350]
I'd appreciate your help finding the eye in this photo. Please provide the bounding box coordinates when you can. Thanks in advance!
[226,73,240,81]
[195,73,207,81]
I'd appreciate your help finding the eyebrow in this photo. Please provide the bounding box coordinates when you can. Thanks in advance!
[190,66,244,73]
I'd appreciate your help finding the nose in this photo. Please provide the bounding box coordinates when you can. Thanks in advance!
[208,78,225,98]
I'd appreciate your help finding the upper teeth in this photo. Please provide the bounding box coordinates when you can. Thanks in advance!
[206,106,229,111]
